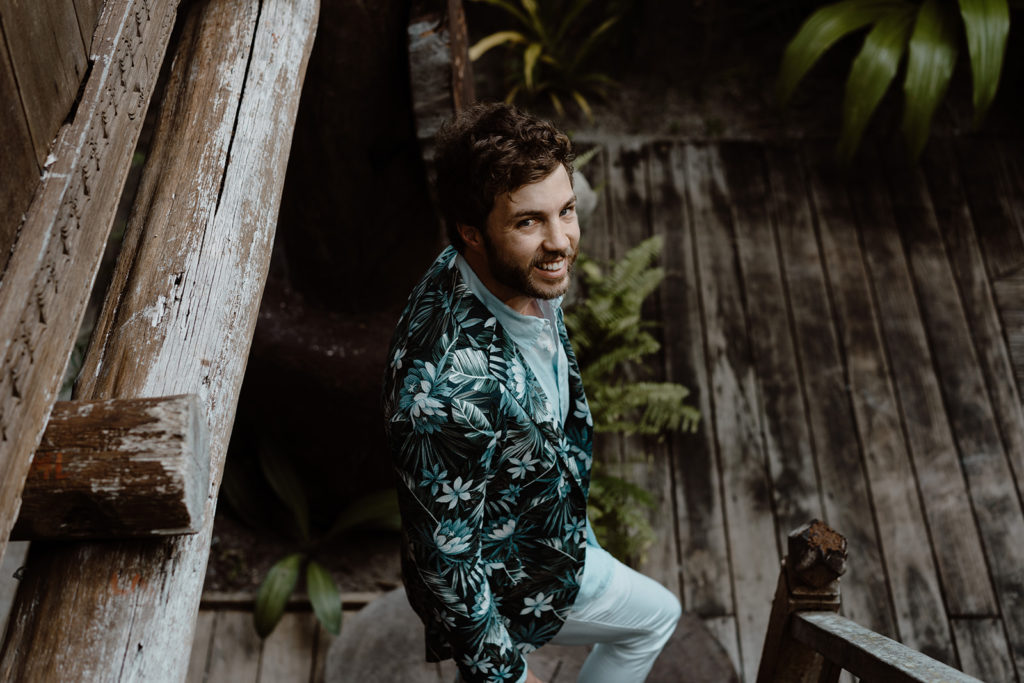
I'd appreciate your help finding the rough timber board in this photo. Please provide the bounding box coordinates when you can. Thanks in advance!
[0,27,38,276]
[882,147,1024,675]
[798,146,953,662]
[951,617,1018,683]
[186,609,216,683]
[994,272,1024,395]
[206,610,260,681]
[257,611,319,682]
[73,0,106,53]
[0,0,88,164]
[650,141,732,616]
[921,139,1024,521]
[842,146,998,617]
[756,145,897,642]
[0,0,178,572]
[956,138,1024,280]
[690,143,778,682]
[0,0,318,680]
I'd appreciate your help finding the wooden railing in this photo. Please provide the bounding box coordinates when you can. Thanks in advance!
[0,0,318,679]
[757,521,983,683]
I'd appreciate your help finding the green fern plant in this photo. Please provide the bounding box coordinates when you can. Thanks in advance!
[564,235,699,563]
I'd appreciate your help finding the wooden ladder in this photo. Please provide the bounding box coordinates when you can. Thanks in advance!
[0,0,318,679]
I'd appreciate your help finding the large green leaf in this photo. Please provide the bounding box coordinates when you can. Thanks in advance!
[254,553,304,637]
[307,560,343,635]
[778,0,909,104]
[838,5,916,161]
[958,0,1010,125]
[902,0,959,159]
[258,445,311,543]
[469,30,529,62]
[523,42,543,89]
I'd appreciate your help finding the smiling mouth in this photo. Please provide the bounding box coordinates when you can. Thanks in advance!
[536,258,565,272]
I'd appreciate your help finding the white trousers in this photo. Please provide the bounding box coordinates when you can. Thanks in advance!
[546,544,681,682]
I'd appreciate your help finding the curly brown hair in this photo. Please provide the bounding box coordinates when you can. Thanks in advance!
[433,102,575,251]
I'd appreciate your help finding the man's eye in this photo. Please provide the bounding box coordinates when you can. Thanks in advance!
[561,205,576,217]
[517,218,535,228]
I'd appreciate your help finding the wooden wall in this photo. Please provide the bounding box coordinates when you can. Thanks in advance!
[0,0,103,274]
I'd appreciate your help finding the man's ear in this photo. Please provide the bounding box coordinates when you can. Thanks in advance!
[458,223,484,251]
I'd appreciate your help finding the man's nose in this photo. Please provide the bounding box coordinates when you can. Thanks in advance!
[543,221,572,252]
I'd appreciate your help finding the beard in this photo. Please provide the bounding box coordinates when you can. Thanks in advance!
[481,235,577,301]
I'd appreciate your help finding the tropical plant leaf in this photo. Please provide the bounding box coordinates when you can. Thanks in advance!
[556,0,596,43]
[571,90,594,121]
[902,0,959,158]
[523,42,543,89]
[837,4,915,161]
[307,560,342,635]
[324,489,402,542]
[958,0,1010,125]
[258,445,311,543]
[254,553,304,637]
[778,0,908,104]
[469,30,529,61]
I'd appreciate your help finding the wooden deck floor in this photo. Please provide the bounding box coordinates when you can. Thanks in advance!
[183,135,1024,682]
[577,136,1024,683]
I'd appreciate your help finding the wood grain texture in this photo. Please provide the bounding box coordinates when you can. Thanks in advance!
[73,0,106,53]
[951,617,1018,683]
[842,146,998,618]
[691,143,778,682]
[207,610,261,682]
[650,141,731,616]
[0,0,88,164]
[994,272,1024,394]
[0,0,178,573]
[0,0,318,680]
[0,26,37,277]
[798,146,954,663]
[186,609,216,683]
[258,611,319,682]
[763,145,906,645]
[12,394,209,540]
[883,147,1024,675]
[921,139,1024,532]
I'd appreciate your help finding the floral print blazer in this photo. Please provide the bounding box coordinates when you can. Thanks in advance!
[383,247,594,683]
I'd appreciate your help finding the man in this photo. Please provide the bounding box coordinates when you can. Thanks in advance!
[383,103,680,683]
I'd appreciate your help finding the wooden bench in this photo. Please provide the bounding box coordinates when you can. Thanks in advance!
[0,0,318,678]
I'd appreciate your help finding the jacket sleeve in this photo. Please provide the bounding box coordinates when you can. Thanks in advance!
[386,354,527,683]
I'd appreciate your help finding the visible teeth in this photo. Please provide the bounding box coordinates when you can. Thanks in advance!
[537,259,563,271]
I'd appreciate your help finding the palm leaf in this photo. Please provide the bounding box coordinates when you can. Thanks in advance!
[958,0,1010,126]
[307,560,343,635]
[837,4,916,161]
[523,42,543,89]
[902,0,959,159]
[254,553,304,637]
[778,0,909,104]
[571,89,595,120]
[469,30,529,62]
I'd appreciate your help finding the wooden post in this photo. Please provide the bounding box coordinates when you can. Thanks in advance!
[0,0,179,568]
[0,0,318,679]
[756,519,847,683]
[12,395,209,540]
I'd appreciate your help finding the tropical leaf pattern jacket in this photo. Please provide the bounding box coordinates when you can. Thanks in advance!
[383,247,594,683]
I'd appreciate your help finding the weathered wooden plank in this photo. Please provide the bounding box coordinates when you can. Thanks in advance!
[881,146,1024,674]
[921,139,1024,531]
[792,612,983,683]
[838,145,998,617]
[0,541,28,639]
[691,143,778,682]
[206,610,261,682]
[312,622,336,683]
[0,0,178,572]
[73,0,106,53]
[955,138,1024,280]
[578,141,613,263]
[718,143,823,552]
[186,610,216,683]
[650,140,731,616]
[12,394,209,540]
[0,0,88,164]
[258,611,318,682]
[0,26,38,276]
[0,0,318,680]
[796,146,953,662]
[951,618,1018,683]
[994,272,1024,393]
[705,615,742,679]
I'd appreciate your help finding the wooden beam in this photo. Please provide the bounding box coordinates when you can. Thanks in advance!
[791,613,984,683]
[0,0,89,164]
[0,0,179,569]
[0,0,318,679]
[0,25,38,276]
[12,394,209,540]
